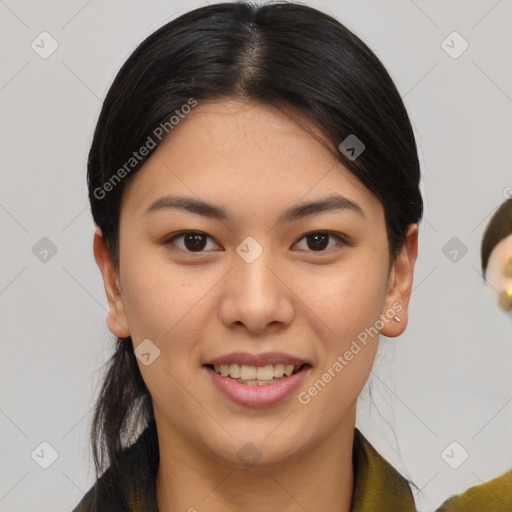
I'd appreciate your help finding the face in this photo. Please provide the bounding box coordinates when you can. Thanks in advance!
[94,98,417,468]
[486,234,512,314]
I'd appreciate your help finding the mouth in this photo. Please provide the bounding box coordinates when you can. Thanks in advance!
[203,362,311,386]
[203,361,312,407]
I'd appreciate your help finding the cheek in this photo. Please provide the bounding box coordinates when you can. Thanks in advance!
[119,249,219,344]
[295,257,388,341]
[293,254,387,405]
[120,253,218,412]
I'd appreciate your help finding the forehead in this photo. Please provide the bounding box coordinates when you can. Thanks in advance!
[120,98,382,223]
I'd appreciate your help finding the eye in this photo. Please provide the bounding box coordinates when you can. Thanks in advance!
[164,230,347,254]
[293,231,347,252]
[164,231,221,253]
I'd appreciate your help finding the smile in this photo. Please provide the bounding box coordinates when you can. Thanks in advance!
[203,363,311,407]
[206,363,307,385]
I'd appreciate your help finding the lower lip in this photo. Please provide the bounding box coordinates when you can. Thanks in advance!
[204,365,311,407]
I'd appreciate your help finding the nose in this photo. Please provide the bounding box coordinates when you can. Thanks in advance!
[218,243,294,335]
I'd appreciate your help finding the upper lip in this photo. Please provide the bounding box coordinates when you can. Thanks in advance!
[204,352,310,367]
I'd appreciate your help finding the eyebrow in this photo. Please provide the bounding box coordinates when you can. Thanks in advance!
[143,194,365,222]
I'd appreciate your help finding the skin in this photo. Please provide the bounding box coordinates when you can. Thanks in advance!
[486,234,512,314]
[93,98,418,511]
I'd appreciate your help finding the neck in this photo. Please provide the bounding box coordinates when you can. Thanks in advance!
[155,408,356,512]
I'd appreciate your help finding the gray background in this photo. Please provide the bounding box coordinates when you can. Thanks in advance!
[1,1,511,511]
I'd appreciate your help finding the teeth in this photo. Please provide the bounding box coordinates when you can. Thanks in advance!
[273,363,284,377]
[256,365,274,380]
[240,365,257,380]
[211,362,302,380]
[229,363,240,378]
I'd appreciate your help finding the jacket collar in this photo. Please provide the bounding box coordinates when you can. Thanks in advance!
[76,421,416,511]
[351,428,416,510]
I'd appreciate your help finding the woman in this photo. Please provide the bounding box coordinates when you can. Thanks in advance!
[71,2,510,510]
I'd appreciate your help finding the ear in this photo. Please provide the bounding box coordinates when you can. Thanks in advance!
[380,224,418,337]
[93,227,131,338]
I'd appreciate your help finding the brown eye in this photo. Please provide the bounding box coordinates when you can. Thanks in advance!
[294,231,346,252]
[165,231,219,253]
[164,230,346,254]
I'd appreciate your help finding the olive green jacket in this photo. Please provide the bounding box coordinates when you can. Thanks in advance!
[71,421,512,511]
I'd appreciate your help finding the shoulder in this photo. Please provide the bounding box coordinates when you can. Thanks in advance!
[70,421,159,512]
[69,459,137,512]
[352,428,417,511]
[69,468,115,512]
[435,470,512,511]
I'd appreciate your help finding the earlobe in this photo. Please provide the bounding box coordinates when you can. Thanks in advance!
[93,227,131,338]
[380,224,418,338]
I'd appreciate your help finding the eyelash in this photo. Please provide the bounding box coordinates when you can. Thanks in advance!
[163,230,348,254]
